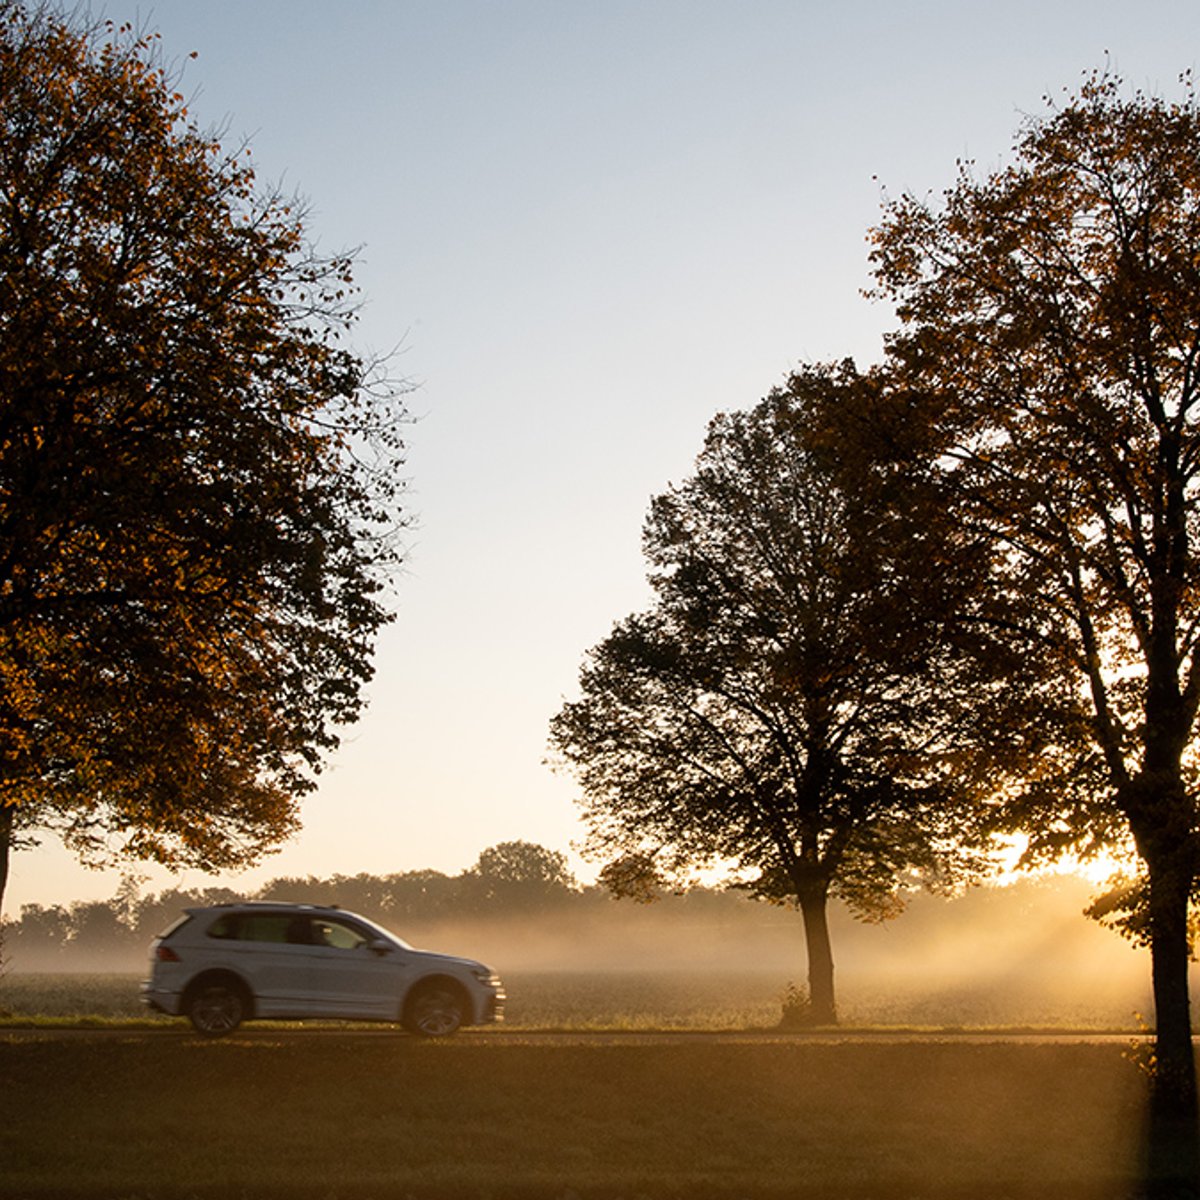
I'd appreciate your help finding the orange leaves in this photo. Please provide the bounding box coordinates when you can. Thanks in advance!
[0,2,409,892]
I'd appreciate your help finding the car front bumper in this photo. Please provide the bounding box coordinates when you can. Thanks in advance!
[481,986,506,1025]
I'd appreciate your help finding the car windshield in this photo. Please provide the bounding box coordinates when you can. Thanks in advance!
[348,913,413,950]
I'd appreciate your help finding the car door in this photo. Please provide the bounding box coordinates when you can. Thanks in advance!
[300,915,407,1018]
[220,912,318,1016]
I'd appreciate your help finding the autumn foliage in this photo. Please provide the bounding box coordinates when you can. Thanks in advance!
[0,3,407,907]
[871,71,1200,1116]
[550,366,989,1024]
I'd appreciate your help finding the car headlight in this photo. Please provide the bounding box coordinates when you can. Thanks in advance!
[470,966,501,987]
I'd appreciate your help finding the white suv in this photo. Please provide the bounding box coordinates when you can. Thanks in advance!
[140,902,505,1037]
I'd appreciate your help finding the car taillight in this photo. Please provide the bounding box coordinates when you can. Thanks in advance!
[156,945,181,962]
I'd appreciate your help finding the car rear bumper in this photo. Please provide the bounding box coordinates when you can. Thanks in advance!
[139,981,183,1016]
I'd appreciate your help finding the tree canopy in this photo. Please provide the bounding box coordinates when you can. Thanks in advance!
[463,840,577,910]
[550,365,986,1023]
[0,3,408,913]
[870,69,1200,1116]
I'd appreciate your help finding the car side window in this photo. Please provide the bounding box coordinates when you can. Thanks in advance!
[310,918,369,951]
[202,910,372,948]
[206,916,300,945]
[232,914,295,943]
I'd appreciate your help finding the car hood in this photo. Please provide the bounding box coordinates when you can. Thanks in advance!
[406,947,493,974]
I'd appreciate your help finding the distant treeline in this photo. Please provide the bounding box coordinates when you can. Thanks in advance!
[0,840,752,968]
[1,841,1127,986]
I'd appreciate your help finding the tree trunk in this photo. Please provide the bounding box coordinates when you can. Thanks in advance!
[1146,855,1198,1120]
[0,805,11,966]
[1127,766,1199,1126]
[798,884,837,1025]
[1139,851,1200,1194]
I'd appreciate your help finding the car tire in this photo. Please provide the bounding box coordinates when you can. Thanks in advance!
[402,981,466,1037]
[186,979,247,1037]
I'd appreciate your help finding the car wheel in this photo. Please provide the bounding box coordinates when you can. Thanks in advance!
[187,980,247,1037]
[403,982,466,1037]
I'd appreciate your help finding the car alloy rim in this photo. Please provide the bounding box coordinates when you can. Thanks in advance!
[195,988,240,1032]
[414,989,461,1035]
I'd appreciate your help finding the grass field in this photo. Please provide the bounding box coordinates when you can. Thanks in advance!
[0,1032,1164,1198]
[0,971,1184,1198]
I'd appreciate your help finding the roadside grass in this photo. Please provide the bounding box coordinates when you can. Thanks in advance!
[0,1034,1152,1198]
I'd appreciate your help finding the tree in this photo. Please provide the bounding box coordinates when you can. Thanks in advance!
[871,71,1200,1119]
[131,884,241,945]
[0,3,407,916]
[380,869,462,924]
[550,367,984,1023]
[3,900,70,963]
[65,897,138,958]
[463,840,577,912]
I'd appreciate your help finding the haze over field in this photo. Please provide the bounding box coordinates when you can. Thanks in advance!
[6,0,1200,917]
[4,875,1152,1029]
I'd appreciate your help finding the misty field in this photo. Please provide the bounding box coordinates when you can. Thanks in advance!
[0,875,1159,1032]
[0,966,1155,1031]
[0,1031,1163,1198]
[0,970,803,1029]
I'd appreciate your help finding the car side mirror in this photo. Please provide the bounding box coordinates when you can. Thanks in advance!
[368,938,392,956]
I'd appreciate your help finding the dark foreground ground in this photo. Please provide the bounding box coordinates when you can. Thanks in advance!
[0,1029,1187,1199]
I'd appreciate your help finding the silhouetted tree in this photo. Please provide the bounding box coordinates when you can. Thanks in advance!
[382,870,463,924]
[316,873,401,925]
[872,70,1200,1123]
[6,901,70,962]
[550,367,985,1023]
[252,871,462,928]
[463,841,578,913]
[66,899,138,957]
[0,3,408,916]
[596,853,666,904]
[133,885,242,944]
[254,875,344,909]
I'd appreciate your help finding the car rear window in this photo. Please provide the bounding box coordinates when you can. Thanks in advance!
[157,913,195,940]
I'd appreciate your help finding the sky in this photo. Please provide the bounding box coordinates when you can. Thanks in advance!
[5,0,1199,917]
